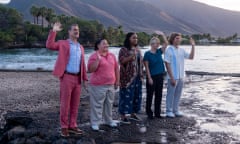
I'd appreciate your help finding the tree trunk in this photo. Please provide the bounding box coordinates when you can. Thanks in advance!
[42,16,44,29]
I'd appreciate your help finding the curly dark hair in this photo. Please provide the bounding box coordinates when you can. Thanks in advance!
[124,32,137,50]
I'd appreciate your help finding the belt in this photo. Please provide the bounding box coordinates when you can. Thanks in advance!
[64,71,80,76]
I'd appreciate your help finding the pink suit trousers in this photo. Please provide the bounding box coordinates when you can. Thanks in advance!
[60,73,81,128]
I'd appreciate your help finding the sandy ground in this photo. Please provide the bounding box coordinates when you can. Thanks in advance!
[0,72,240,144]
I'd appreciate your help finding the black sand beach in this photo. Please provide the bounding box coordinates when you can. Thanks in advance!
[0,72,240,144]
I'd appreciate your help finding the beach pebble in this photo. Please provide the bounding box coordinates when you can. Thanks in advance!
[139,126,147,133]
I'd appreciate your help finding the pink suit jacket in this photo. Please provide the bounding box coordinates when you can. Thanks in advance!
[46,30,88,83]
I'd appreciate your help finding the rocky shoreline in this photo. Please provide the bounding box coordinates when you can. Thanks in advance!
[0,72,240,144]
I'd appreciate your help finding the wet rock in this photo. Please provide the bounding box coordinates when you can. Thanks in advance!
[53,138,72,144]
[53,139,68,144]
[4,112,33,130]
[0,126,25,143]
[36,67,43,71]
[8,138,26,144]
[8,126,26,138]
[23,129,39,138]
[213,109,230,115]
[46,133,61,142]
[25,136,46,144]
[76,139,94,144]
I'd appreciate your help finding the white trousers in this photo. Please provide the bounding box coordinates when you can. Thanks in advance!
[166,79,184,113]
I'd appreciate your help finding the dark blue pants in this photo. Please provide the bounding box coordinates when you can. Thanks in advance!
[119,76,142,115]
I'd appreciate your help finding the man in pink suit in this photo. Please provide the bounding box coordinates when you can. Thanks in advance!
[46,22,88,137]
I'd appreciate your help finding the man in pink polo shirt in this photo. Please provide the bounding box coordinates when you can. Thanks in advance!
[88,39,120,131]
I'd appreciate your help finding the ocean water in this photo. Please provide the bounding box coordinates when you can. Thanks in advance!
[0,46,239,74]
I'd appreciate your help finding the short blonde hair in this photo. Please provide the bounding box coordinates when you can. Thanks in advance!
[150,37,160,45]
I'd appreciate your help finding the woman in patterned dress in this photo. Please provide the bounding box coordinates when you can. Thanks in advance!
[118,32,143,124]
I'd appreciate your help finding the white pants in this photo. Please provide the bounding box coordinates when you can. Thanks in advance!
[90,85,115,126]
[166,79,184,113]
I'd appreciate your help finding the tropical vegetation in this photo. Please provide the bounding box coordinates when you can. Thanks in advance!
[0,5,239,49]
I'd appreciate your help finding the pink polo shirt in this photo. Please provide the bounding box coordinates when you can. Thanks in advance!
[88,52,118,86]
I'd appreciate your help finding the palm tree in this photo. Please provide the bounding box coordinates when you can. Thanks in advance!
[45,8,55,27]
[58,14,67,25]
[36,7,41,25]
[30,5,38,24]
[40,6,47,28]
[49,15,58,27]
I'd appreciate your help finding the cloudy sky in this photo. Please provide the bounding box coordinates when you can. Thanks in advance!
[193,0,240,11]
[1,0,240,12]
[0,0,10,4]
